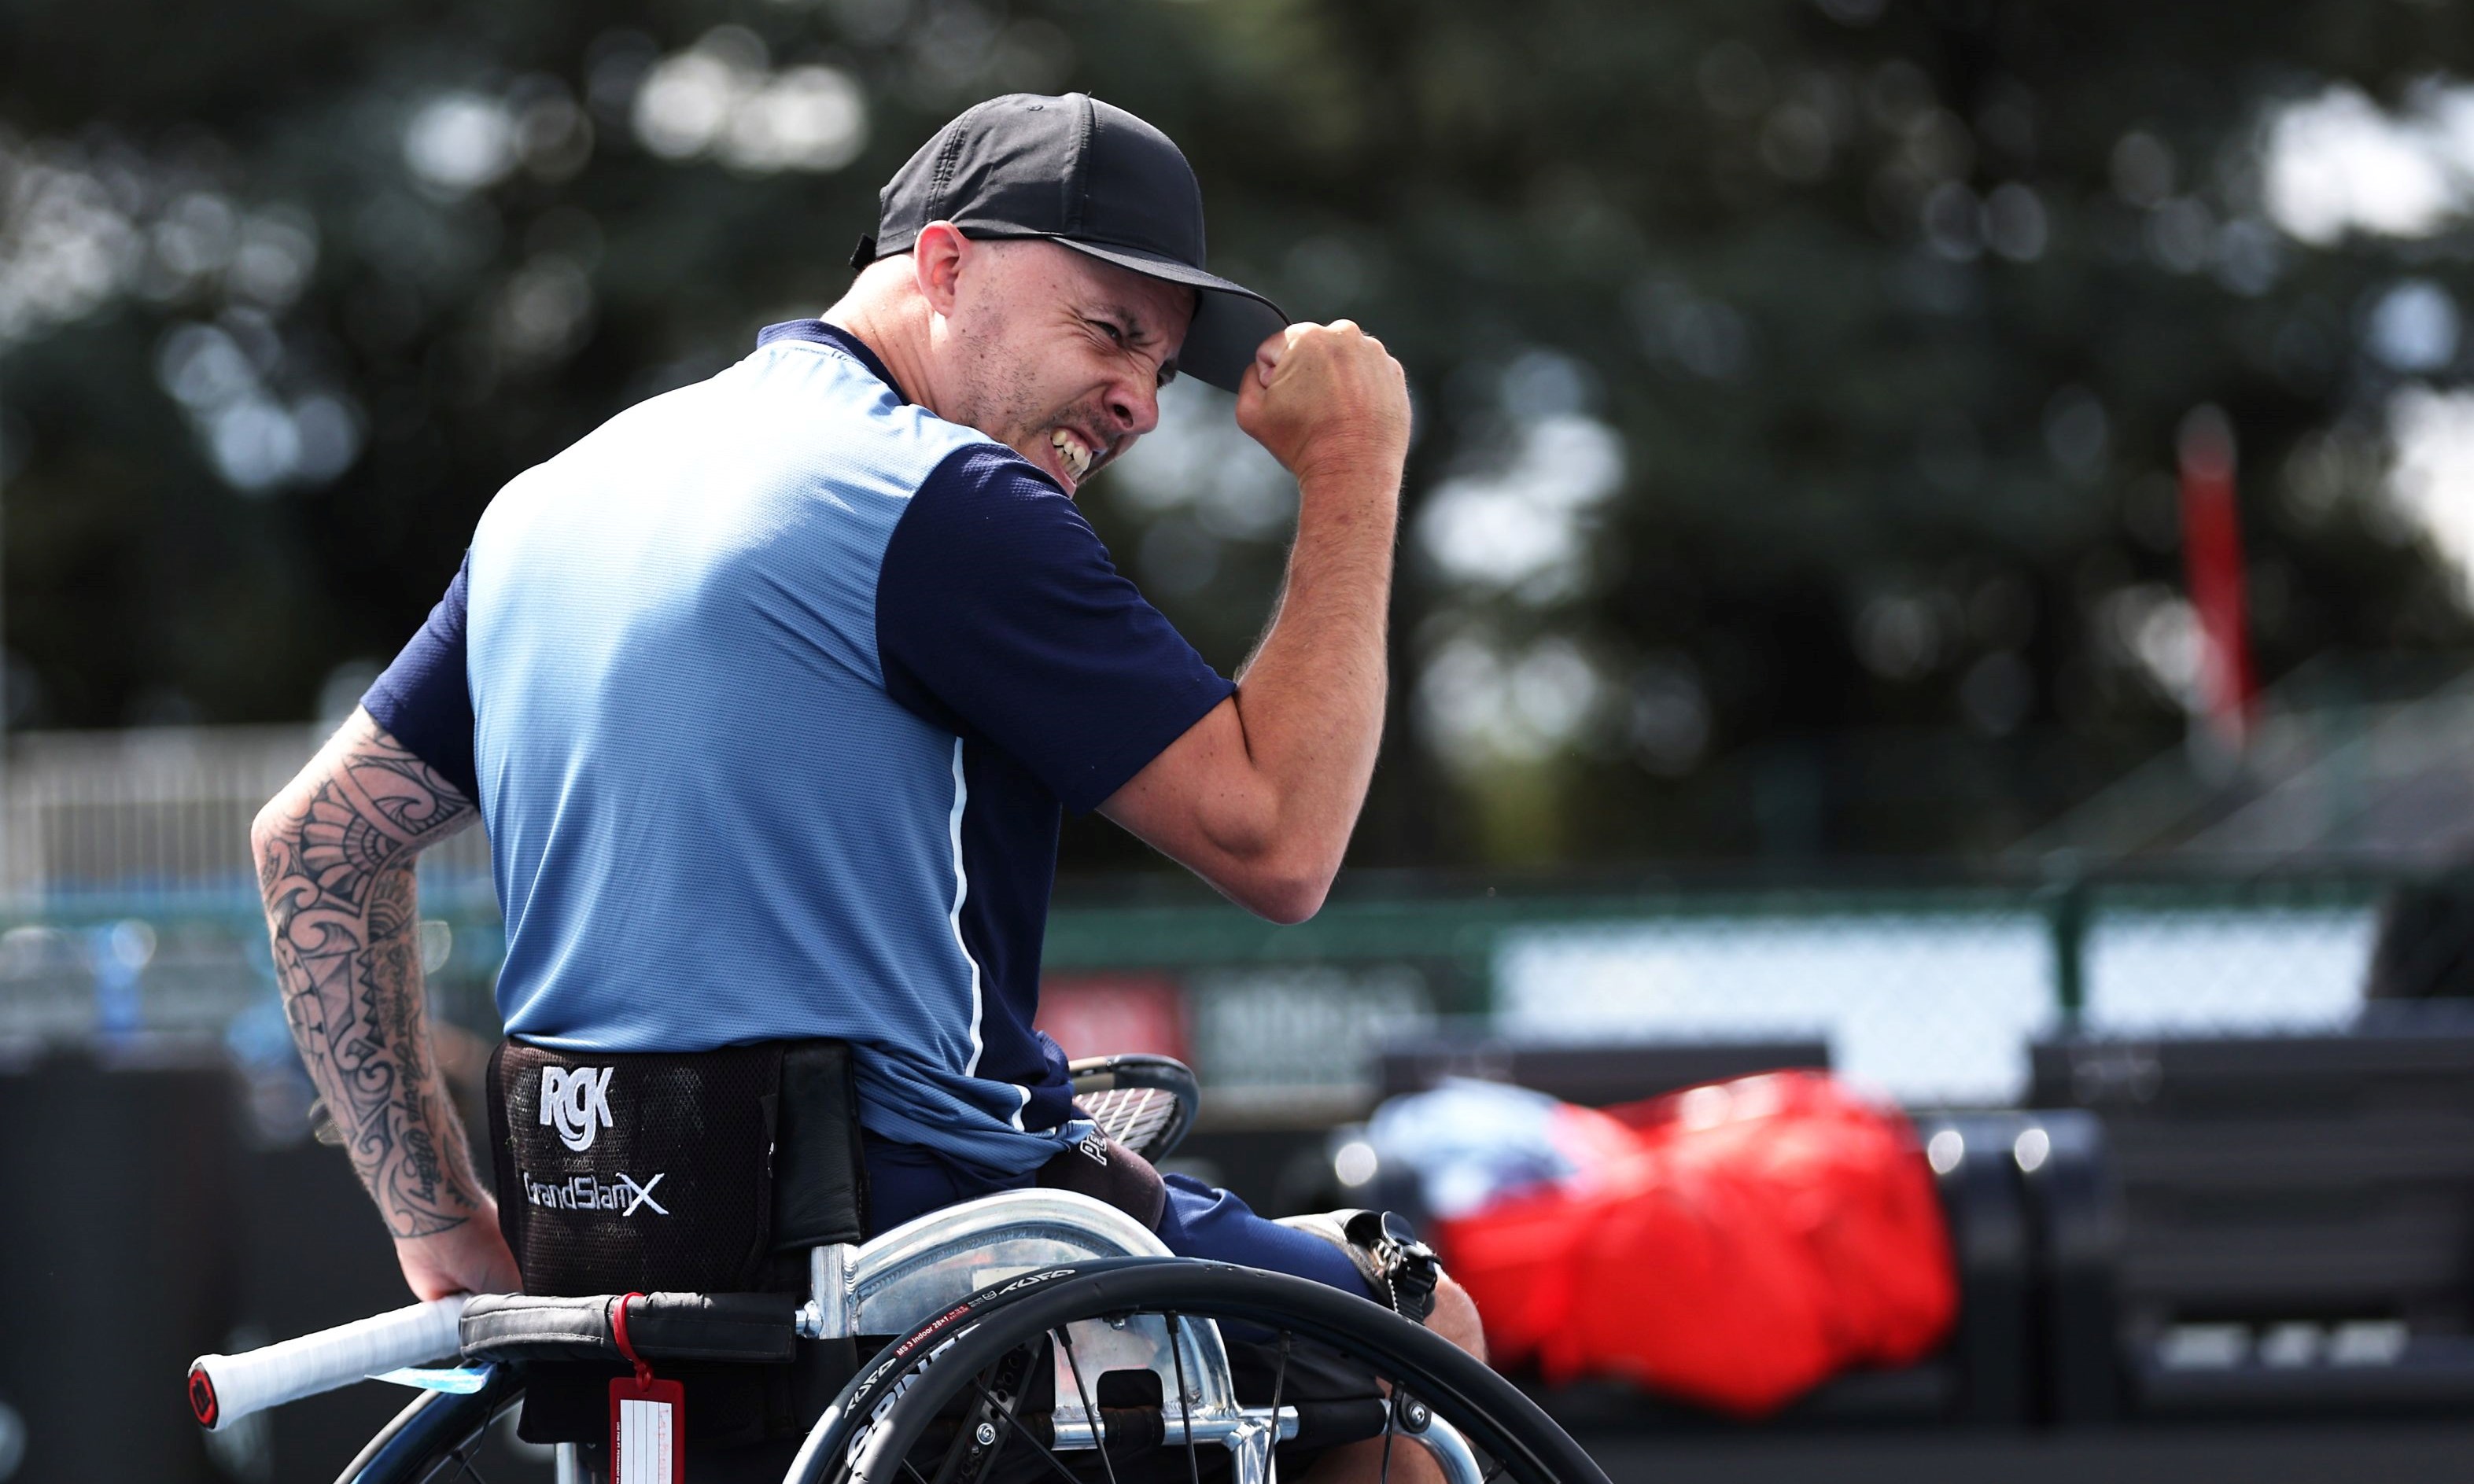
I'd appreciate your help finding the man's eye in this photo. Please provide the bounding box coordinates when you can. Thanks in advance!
[1094,320,1126,345]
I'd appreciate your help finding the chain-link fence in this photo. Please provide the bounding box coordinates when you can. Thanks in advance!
[4,867,2417,1136]
[0,865,2414,1118]
[1038,878,2402,1112]
[0,722,2430,1125]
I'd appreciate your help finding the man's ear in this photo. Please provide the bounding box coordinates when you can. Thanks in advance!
[913,222,968,317]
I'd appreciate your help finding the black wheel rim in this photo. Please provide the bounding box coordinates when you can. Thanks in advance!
[800,1259,1606,1484]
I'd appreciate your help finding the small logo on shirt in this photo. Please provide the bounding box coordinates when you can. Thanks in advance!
[540,1065,616,1152]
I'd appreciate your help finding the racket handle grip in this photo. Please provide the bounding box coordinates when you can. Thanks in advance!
[188,1294,474,1431]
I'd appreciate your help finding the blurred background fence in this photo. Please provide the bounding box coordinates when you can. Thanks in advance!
[0,722,2415,1129]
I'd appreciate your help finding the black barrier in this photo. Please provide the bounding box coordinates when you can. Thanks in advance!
[2015,1109,2123,1424]
[0,1044,242,1483]
[1908,1114,2036,1426]
[0,1046,542,1483]
[2034,1016,2474,1420]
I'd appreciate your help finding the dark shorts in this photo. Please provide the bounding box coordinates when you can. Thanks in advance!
[864,1136,1380,1302]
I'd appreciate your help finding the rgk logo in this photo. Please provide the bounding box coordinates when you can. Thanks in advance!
[539,1065,615,1153]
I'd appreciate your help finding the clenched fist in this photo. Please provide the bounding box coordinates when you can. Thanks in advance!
[1234,321,1410,492]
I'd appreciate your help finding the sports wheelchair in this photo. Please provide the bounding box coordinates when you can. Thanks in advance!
[190,1056,1606,1484]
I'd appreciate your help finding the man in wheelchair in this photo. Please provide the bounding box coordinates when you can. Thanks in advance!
[252,93,1481,1480]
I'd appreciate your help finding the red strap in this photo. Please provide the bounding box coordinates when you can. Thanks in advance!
[611,1291,654,1386]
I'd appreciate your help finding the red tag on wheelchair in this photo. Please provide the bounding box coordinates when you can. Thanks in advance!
[609,1294,684,1483]
[610,1373,684,1482]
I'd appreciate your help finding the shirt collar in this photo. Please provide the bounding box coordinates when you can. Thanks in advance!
[755,319,909,403]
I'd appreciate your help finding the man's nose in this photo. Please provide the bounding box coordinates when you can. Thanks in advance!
[1107,376,1162,439]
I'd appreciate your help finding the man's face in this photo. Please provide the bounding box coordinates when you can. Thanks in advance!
[935,237,1196,496]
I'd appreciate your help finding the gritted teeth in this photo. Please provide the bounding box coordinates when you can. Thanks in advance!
[1050,429,1093,482]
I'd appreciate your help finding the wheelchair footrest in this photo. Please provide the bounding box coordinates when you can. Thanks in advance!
[460,1291,798,1366]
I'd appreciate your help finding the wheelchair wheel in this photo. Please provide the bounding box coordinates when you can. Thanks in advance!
[334,1367,525,1484]
[790,1258,1608,1484]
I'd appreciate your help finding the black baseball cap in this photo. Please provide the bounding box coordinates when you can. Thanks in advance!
[854,93,1286,395]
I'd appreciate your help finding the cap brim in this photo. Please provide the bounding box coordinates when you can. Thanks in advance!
[1051,239,1288,395]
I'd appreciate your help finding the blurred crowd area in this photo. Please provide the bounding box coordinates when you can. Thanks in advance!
[9,1,2474,870]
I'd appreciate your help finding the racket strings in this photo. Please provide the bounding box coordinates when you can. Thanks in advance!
[1074,1086,1179,1158]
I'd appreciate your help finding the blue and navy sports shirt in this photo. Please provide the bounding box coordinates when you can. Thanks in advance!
[364,321,1233,1177]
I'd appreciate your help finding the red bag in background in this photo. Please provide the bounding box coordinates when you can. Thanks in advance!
[1432,1070,1956,1416]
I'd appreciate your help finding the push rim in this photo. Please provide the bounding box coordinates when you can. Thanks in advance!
[336,1372,522,1484]
[793,1258,1608,1484]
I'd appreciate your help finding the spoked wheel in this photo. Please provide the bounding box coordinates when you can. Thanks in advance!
[789,1259,1609,1484]
[334,1366,525,1484]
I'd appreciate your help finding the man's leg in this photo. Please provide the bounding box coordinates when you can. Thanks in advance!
[1297,1265,1483,1484]
[1152,1177,1381,1292]
[1421,1275,1487,1362]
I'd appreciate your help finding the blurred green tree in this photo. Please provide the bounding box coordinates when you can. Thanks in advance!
[3,0,2472,868]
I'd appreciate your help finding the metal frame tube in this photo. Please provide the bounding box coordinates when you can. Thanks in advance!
[1049,1405,1297,1453]
[1400,1414,1484,1484]
[797,1242,855,1340]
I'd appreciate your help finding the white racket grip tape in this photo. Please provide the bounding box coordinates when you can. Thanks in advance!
[188,1294,476,1431]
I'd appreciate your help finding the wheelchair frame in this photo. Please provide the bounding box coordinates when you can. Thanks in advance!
[325,1189,1495,1484]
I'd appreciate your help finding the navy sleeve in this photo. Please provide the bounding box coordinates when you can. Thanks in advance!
[361,554,480,803]
[876,447,1236,813]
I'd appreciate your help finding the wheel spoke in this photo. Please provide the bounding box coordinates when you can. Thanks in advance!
[447,1442,489,1484]
[1265,1331,1293,1484]
[964,1375,1093,1484]
[1165,1313,1203,1484]
[930,1365,1004,1484]
[1055,1326,1123,1484]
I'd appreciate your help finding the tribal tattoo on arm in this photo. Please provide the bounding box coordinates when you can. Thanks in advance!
[254,709,489,1239]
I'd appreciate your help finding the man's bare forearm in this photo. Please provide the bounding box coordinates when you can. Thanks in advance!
[1216,322,1409,883]
[253,710,490,1239]
[1232,458,1399,850]
[1097,323,1409,922]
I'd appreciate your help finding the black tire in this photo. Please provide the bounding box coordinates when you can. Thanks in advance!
[792,1258,1608,1484]
[335,1367,525,1484]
